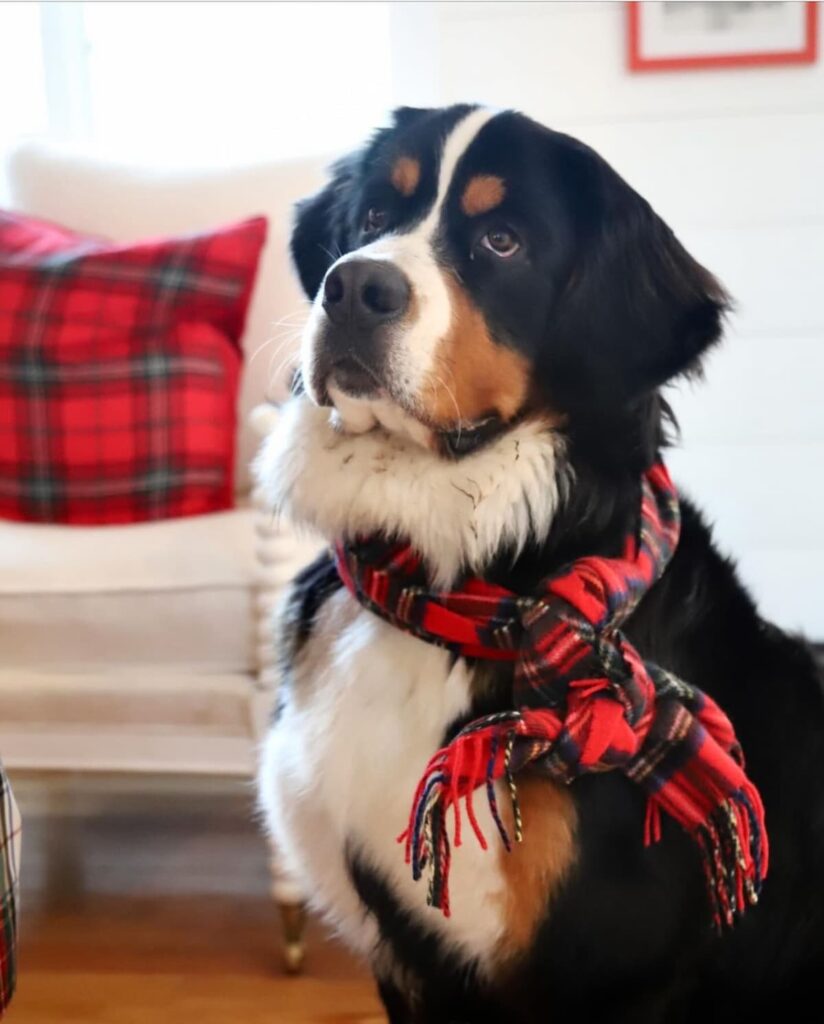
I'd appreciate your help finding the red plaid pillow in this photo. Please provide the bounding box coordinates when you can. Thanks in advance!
[0,210,266,524]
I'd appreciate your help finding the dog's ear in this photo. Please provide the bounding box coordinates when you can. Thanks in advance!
[290,153,360,300]
[544,136,729,410]
[390,105,433,130]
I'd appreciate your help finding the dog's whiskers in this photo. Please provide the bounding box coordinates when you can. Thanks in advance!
[318,242,341,264]
[250,308,310,368]
[269,344,302,391]
[428,372,464,442]
[251,329,301,369]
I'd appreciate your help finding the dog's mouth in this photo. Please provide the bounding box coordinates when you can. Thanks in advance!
[318,364,505,459]
[324,356,379,400]
[437,416,503,458]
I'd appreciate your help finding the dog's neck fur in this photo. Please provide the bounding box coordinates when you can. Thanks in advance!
[255,394,666,590]
[255,398,570,588]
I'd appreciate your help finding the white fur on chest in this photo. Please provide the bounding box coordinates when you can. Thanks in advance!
[259,587,511,965]
[255,396,565,967]
[254,397,565,587]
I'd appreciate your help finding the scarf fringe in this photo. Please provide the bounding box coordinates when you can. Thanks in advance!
[400,719,767,930]
[397,717,520,919]
[692,786,766,930]
[644,774,767,931]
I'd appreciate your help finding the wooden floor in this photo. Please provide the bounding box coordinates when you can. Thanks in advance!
[11,777,383,1023]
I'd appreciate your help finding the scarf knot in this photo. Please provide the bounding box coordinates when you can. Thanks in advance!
[334,462,768,930]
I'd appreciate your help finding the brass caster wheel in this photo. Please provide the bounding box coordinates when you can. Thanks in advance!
[279,901,307,974]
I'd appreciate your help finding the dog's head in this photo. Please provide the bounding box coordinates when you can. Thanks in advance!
[290,104,728,457]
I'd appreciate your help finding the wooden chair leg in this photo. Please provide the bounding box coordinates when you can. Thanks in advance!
[268,843,307,973]
[279,900,307,974]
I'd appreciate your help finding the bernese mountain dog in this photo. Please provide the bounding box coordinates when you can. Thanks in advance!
[255,105,824,1023]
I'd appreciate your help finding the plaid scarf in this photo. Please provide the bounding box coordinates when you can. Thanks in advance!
[334,462,768,930]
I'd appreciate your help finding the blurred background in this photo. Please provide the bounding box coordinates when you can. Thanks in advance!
[0,3,821,1022]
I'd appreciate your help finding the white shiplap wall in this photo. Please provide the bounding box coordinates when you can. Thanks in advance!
[392,1,824,638]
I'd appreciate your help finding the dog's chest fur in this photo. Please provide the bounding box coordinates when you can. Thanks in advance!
[259,587,517,964]
[255,398,567,968]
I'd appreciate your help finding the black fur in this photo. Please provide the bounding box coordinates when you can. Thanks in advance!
[290,105,473,299]
[291,105,728,418]
[285,106,824,1022]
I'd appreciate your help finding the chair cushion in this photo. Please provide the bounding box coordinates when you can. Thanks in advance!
[0,509,257,672]
[0,210,267,523]
[0,668,259,775]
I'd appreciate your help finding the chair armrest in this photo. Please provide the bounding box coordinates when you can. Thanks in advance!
[251,488,324,692]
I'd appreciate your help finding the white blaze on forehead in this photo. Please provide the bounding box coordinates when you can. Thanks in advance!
[305,107,498,427]
[371,106,497,409]
[421,106,497,239]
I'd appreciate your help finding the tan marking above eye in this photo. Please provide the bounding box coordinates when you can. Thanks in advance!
[461,174,507,217]
[390,156,421,198]
[422,275,530,426]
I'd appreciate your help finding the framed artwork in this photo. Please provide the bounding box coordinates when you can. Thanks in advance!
[627,1,819,72]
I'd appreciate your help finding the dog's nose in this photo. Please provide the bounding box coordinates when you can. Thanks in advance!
[323,260,410,328]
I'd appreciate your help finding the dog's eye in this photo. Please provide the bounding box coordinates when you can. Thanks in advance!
[363,208,388,235]
[480,228,520,258]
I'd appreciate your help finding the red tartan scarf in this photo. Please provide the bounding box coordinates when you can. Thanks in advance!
[334,462,769,930]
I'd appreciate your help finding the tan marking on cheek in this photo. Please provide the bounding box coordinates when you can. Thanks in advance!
[422,277,530,425]
[461,175,506,217]
[391,157,421,198]
[494,775,577,966]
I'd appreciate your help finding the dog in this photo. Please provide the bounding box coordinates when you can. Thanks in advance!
[256,105,824,1023]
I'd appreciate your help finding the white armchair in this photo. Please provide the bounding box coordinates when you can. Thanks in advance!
[0,141,323,966]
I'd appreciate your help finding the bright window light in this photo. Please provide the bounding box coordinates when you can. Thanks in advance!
[0,4,48,149]
[82,1,392,163]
